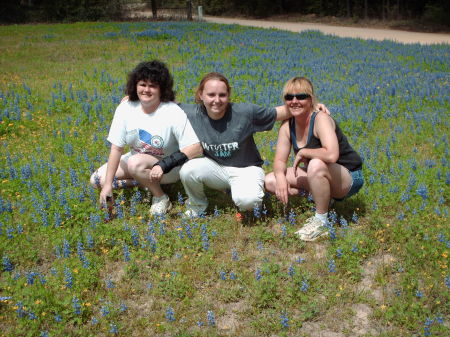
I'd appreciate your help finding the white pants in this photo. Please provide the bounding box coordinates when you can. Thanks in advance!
[180,157,265,213]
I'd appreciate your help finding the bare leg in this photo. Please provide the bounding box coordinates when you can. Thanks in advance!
[126,154,165,197]
[89,159,136,189]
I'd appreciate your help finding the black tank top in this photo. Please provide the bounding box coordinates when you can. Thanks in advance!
[289,111,363,171]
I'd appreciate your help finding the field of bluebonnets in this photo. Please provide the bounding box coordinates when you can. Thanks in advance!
[0,21,449,336]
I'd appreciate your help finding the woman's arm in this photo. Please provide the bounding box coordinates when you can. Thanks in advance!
[272,121,293,204]
[275,103,331,121]
[150,142,203,181]
[100,144,124,204]
[293,112,339,171]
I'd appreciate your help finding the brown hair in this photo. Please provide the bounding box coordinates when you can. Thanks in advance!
[195,72,231,104]
[125,60,175,102]
[282,76,317,109]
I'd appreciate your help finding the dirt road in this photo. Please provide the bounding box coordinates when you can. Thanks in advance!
[204,16,450,45]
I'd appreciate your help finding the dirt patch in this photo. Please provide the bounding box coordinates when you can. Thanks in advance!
[357,253,396,303]
[204,16,450,45]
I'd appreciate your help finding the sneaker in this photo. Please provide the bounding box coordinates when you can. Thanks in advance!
[295,216,328,241]
[150,194,172,215]
[183,208,202,218]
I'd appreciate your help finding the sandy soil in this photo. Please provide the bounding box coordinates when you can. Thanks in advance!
[204,16,450,45]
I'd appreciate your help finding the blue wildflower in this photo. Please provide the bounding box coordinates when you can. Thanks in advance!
[207,310,216,326]
[165,307,175,322]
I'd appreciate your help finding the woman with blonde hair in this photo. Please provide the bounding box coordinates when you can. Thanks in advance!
[265,77,363,241]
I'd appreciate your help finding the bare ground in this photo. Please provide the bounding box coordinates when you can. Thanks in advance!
[204,16,450,45]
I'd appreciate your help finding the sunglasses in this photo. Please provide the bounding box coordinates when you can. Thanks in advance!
[284,93,311,101]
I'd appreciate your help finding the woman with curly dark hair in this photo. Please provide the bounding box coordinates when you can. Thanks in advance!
[90,60,202,215]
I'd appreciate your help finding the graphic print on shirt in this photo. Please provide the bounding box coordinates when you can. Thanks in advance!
[202,141,239,158]
[129,129,164,157]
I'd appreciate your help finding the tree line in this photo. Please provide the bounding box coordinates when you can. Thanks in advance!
[201,0,449,26]
[1,0,448,29]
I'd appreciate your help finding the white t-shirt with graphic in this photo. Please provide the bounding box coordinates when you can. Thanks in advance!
[107,101,199,158]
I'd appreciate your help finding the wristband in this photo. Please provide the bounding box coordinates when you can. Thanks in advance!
[155,150,188,173]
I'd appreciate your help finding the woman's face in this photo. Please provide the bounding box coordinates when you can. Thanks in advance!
[136,80,161,108]
[284,90,313,116]
[199,79,230,120]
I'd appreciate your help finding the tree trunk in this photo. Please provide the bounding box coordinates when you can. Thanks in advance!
[150,0,157,19]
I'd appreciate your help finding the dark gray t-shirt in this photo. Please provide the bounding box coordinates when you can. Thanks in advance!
[179,102,277,167]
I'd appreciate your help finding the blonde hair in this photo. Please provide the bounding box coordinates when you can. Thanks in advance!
[195,72,231,104]
[282,76,317,109]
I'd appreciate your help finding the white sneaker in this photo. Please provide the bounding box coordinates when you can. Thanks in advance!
[183,208,204,218]
[150,194,172,215]
[295,216,328,241]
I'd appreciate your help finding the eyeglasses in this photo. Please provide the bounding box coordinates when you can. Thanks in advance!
[284,93,311,101]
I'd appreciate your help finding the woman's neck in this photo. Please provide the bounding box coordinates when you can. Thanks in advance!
[141,101,161,114]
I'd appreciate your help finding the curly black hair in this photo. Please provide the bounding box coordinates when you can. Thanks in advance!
[125,60,175,102]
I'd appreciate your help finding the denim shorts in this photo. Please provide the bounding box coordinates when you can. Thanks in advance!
[334,169,364,201]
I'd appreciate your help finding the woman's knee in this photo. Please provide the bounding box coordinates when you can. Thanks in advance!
[89,171,103,188]
[264,173,276,192]
[307,159,328,177]
[233,193,262,211]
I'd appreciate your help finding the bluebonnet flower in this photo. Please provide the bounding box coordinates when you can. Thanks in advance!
[26,271,38,285]
[131,227,139,247]
[100,305,110,316]
[213,206,220,217]
[229,272,237,280]
[28,311,37,320]
[296,257,306,263]
[91,317,99,325]
[288,209,296,225]
[280,312,289,329]
[105,278,115,289]
[253,204,261,218]
[63,239,71,258]
[197,320,204,327]
[351,244,359,253]
[351,211,359,223]
[165,307,175,322]
[394,289,401,296]
[64,267,73,288]
[328,259,336,273]
[123,243,131,262]
[336,248,343,258]
[231,248,239,261]
[416,184,428,200]
[281,225,287,238]
[300,279,309,292]
[288,264,295,278]
[415,289,423,298]
[257,241,264,250]
[54,314,62,322]
[207,310,216,326]
[72,296,81,315]
[219,271,227,280]
[86,232,94,249]
[40,331,49,337]
[15,301,26,318]
[255,268,263,281]
[201,224,209,251]
[110,323,119,334]
[2,255,14,272]
[445,275,450,288]
[119,303,127,312]
[77,241,90,268]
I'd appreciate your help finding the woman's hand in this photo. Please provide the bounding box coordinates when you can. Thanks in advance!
[317,103,330,115]
[99,184,113,206]
[149,165,163,182]
[275,175,289,204]
[293,150,309,177]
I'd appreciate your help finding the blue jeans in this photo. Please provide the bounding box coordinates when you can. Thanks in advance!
[334,169,364,201]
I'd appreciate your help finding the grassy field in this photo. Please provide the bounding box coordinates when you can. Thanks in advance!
[0,21,449,337]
